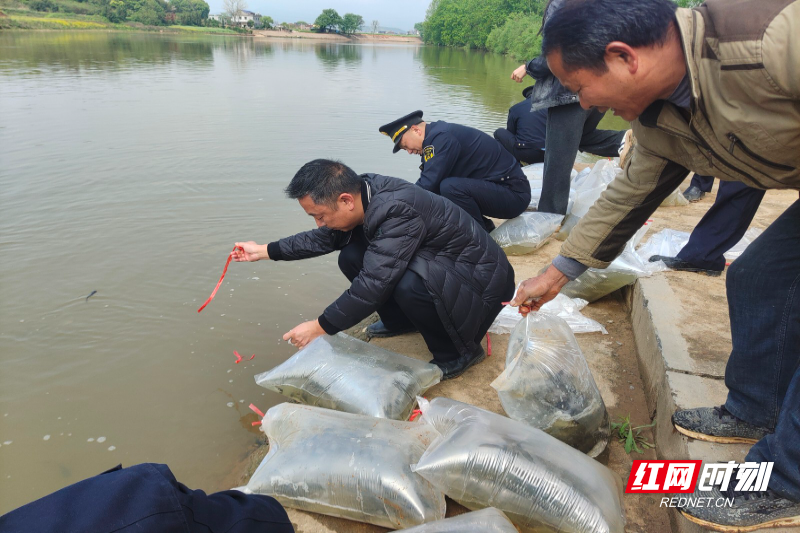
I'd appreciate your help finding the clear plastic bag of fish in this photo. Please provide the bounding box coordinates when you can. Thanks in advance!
[556,159,620,240]
[724,227,763,261]
[490,212,564,255]
[491,312,610,456]
[659,188,689,207]
[238,403,445,529]
[395,508,518,533]
[413,397,625,533]
[254,333,441,420]
[489,294,607,335]
[561,225,655,302]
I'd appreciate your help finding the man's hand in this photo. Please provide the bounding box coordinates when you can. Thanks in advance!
[283,319,325,349]
[511,64,527,83]
[231,241,269,262]
[509,264,570,316]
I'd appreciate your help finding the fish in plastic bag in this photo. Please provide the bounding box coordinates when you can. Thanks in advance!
[489,294,607,335]
[659,188,689,207]
[561,225,655,302]
[491,212,565,255]
[394,507,518,533]
[724,227,763,261]
[255,333,442,420]
[556,160,621,240]
[413,397,625,533]
[238,403,445,529]
[491,312,610,456]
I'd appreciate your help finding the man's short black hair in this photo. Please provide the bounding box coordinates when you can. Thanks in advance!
[285,159,361,206]
[541,0,678,72]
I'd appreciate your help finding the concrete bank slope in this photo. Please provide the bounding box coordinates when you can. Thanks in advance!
[625,185,798,533]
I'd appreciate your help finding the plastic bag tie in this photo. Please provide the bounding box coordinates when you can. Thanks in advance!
[197,245,243,313]
[233,351,242,364]
[486,333,492,357]
[409,409,422,422]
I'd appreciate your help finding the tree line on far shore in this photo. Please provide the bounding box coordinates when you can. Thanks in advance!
[419,0,704,61]
[19,0,212,27]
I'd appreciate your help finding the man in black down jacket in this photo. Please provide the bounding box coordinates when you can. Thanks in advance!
[232,159,515,379]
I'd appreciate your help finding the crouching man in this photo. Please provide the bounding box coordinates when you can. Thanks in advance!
[233,159,514,380]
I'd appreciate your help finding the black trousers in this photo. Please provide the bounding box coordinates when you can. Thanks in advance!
[678,175,765,271]
[493,128,546,165]
[438,176,531,231]
[539,104,625,215]
[338,227,515,362]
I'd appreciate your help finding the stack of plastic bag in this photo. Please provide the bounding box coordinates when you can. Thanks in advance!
[556,159,621,240]
[413,397,625,533]
[659,188,689,207]
[561,224,659,302]
[488,294,607,335]
[635,228,690,263]
[491,312,610,456]
[490,212,564,255]
[254,333,442,421]
[724,227,763,261]
[238,403,445,529]
[395,508,518,533]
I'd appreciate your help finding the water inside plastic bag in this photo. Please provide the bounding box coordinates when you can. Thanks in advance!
[394,507,518,533]
[414,397,625,533]
[239,403,445,529]
[254,333,441,420]
[491,212,565,255]
[491,312,610,456]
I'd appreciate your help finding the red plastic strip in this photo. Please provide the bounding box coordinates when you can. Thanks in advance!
[197,246,243,313]
[486,333,492,357]
[233,350,242,364]
[249,403,265,418]
[251,421,262,426]
[248,353,255,361]
[501,301,511,305]
[409,409,422,422]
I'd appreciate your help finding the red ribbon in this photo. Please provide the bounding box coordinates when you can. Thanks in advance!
[249,403,265,417]
[486,333,492,357]
[197,246,243,313]
[233,351,242,364]
[409,409,422,422]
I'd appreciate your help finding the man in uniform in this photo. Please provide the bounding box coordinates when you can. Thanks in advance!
[379,110,531,232]
[510,0,800,529]
[232,159,515,379]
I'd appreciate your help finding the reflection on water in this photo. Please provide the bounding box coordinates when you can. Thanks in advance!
[0,31,625,514]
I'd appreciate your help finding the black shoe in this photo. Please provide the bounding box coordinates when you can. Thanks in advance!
[365,320,417,338]
[683,185,706,202]
[672,405,772,444]
[430,346,486,380]
[680,484,800,531]
[649,255,723,276]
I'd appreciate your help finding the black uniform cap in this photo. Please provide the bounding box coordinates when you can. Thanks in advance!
[379,110,424,153]
[522,85,534,99]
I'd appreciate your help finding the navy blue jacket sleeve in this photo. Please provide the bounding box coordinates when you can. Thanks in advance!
[416,132,460,193]
[319,199,426,334]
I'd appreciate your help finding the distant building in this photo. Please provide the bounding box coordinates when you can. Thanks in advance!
[208,13,222,21]
[408,29,420,36]
[232,10,260,26]
[296,23,312,30]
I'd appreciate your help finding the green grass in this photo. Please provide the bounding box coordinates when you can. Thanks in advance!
[611,415,656,454]
[0,8,242,33]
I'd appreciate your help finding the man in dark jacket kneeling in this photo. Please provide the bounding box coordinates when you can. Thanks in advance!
[232,159,515,379]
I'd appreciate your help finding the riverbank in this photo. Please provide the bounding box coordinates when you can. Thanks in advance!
[0,7,245,34]
[253,29,422,43]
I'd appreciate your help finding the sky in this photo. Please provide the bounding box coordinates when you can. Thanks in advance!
[208,0,431,32]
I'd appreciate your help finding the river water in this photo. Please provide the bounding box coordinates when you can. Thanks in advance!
[0,31,626,512]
